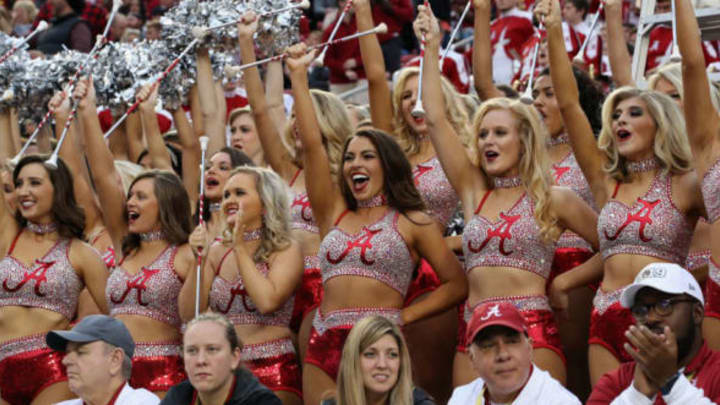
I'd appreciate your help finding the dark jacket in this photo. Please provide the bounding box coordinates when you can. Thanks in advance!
[320,387,437,405]
[160,368,282,405]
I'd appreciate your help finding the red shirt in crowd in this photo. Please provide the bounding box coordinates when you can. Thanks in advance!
[34,2,108,38]
[322,17,366,85]
[646,25,720,72]
[490,7,535,85]
[587,342,720,405]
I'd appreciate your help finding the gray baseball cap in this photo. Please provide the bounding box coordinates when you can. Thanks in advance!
[46,315,135,358]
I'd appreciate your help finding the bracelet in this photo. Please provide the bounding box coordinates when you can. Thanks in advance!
[660,372,681,396]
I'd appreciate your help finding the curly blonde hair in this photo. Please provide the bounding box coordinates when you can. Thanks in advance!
[223,166,292,263]
[392,67,472,156]
[282,89,352,175]
[598,87,692,182]
[472,98,560,242]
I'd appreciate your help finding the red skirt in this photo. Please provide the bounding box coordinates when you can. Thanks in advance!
[588,287,635,363]
[289,256,323,332]
[0,333,67,405]
[243,338,302,397]
[130,341,187,392]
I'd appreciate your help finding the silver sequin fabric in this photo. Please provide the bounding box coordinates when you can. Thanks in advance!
[701,157,720,223]
[241,337,295,361]
[319,210,415,295]
[686,250,711,273]
[106,246,183,328]
[134,341,182,357]
[592,287,626,315]
[552,151,596,250]
[710,258,720,285]
[463,193,555,279]
[0,239,82,320]
[464,295,552,323]
[289,190,319,234]
[209,257,293,327]
[0,333,47,362]
[413,156,459,227]
[312,307,402,336]
[598,172,693,264]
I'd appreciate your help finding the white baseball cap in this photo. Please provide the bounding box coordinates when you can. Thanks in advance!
[621,262,704,308]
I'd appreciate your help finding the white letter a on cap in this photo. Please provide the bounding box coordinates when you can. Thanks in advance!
[481,304,502,321]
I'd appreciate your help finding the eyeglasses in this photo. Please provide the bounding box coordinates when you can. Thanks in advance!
[630,297,696,319]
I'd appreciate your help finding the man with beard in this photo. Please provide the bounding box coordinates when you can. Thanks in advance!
[587,262,720,404]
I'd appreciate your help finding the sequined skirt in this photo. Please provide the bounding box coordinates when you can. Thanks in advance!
[548,247,594,285]
[706,258,720,319]
[242,338,302,397]
[0,333,67,405]
[404,259,441,306]
[305,307,402,380]
[588,287,634,363]
[290,256,323,332]
[457,296,564,362]
[130,341,186,392]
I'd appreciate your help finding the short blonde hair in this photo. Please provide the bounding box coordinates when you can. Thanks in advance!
[392,67,472,156]
[598,87,692,181]
[472,98,560,242]
[334,316,413,405]
[223,166,291,263]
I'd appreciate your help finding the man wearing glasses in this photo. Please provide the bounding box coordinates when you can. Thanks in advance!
[587,262,720,404]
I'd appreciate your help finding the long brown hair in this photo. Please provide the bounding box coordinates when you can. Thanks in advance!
[13,155,85,239]
[338,129,426,215]
[122,170,191,255]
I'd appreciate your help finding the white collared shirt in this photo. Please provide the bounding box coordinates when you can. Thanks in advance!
[54,382,160,405]
[448,365,581,405]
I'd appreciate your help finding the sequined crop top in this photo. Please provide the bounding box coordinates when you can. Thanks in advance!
[209,249,293,327]
[552,152,596,209]
[318,209,416,295]
[413,157,459,227]
[463,191,555,279]
[701,157,720,223]
[0,234,82,320]
[552,151,596,250]
[598,172,693,264]
[106,245,183,328]
[289,190,319,234]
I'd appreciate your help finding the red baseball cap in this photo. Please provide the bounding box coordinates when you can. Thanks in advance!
[466,302,527,344]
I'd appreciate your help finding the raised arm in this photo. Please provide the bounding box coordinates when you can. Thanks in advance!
[0,108,15,163]
[286,44,346,233]
[196,48,225,154]
[125,109,145,163]
[265,61,288,136]
[677,0,720,160]
[8,108,20,154]
[137,84,173,171]
[539,0,610,206]
[354,0,394,132]
[50,91,104,237]
[237,13,298,180]
[605,0,634,87]
[172,101,201,208]
[472,0,504,100]
[74,77,128,253]
[415,5,486,210]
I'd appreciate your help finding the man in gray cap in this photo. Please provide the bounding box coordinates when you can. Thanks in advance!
[46,315,159,405]
[588,262,720,404]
